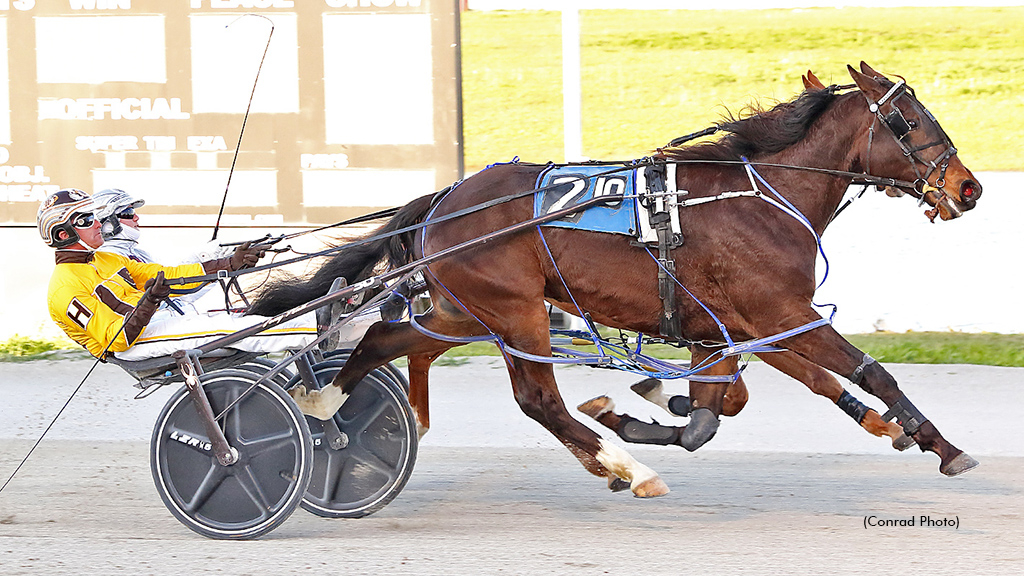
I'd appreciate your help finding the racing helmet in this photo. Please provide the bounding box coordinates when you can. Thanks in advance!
[93,188,145,239]
[37,188,104,249]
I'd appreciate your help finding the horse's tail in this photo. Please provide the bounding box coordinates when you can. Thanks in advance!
[246,193,436,316]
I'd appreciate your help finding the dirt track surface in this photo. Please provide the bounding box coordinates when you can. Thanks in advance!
[1,359,1022,575]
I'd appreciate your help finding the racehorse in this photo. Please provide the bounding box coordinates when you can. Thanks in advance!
[248,63,982,497]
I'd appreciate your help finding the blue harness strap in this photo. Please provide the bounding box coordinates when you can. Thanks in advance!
[403,157,839,383]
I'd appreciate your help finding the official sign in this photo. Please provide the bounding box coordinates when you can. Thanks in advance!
[0,0,463,227]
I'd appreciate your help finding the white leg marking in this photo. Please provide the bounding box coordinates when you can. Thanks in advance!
[577,395,614,419]
[632,379,672,413]
[595,439,658,489]
[289,384,349,421]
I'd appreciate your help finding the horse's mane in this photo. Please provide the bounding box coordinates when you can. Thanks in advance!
[661,88,837,161]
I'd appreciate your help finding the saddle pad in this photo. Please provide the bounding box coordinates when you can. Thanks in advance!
[533,164,639,237]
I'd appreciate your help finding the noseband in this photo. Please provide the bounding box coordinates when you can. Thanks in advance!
[862,79,960,214]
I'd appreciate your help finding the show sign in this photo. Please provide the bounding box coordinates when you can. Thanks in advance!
[1,0,462,226]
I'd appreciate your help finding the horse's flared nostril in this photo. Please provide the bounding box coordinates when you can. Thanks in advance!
[960,179,981,204]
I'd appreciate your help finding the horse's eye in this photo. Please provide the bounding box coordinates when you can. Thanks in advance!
[908,120,918,129]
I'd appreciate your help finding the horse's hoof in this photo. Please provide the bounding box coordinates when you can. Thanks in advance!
[607,477,630,492]
[577,396,613,419]
[892,433,916,452]
[940,452,979,477]
[632,476,670,498]
[630,378,663,399]
[289,385,348,421]
[679,408,719,452]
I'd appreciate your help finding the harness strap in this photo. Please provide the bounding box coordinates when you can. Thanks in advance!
[641,164,684,340]
[868,79,906,112]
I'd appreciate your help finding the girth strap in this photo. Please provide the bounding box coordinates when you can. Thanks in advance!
[640,164,684,340]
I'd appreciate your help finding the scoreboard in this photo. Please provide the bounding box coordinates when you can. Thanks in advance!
[0,0,463,227]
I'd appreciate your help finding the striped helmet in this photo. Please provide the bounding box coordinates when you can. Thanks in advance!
[93,188,145,239]
[37,188,103,248]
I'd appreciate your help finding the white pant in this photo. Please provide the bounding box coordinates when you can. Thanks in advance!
[114,309,317,361]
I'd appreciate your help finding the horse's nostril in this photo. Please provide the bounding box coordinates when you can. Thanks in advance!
[961,180,981,203]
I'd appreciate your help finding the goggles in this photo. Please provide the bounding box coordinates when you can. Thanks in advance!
[116,207,136,219]
[70,213,97,229]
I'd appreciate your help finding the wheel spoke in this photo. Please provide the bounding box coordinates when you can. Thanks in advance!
[242,430,301,459]
[346,445,400,483]
[184,462,227,513]
[235,464,273,518]
[322,451,351,502]
[223,387,243,442]
[347,394,390,433]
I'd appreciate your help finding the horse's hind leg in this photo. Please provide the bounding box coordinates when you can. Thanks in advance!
[290,311,469,420]
[781,320,977,476]
[408,351,445,439]
[756,350,913,451]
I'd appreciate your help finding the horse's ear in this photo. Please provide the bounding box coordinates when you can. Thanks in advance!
[859,61,888,81]
[802,70,826,90]
[848,64,886,100]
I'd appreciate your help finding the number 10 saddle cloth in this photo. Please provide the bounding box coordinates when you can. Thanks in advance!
[532,162,684,244]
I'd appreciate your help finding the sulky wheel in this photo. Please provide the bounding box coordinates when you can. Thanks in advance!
[286,360,417,519]
[150,369,313,540]
[233,356,295,389]
[322,348,409,393]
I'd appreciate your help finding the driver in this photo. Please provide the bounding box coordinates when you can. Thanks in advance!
[40,188,317,361]
[92,187,232,315]
[93,187,155,264]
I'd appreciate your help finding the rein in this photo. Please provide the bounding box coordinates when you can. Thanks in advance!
[169,79,948,291]
[166,156,917,291]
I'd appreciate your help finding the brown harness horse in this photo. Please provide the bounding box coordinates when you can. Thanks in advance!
[251,63,982,497]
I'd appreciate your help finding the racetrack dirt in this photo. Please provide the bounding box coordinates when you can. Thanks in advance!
[1,359,1021,575]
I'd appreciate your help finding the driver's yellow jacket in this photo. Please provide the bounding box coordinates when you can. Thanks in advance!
[47,250,205,358]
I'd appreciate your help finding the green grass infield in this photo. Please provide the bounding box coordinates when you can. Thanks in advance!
[462,6,1024,172]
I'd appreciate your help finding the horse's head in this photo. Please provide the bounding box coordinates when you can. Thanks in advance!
[847,62,981,222]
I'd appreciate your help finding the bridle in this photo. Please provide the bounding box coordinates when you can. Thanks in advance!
[860,78,963,218]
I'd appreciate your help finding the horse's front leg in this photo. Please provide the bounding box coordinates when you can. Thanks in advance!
[781,320,977,476]
[497,305,668,497]
[628,371,748,418]
[756,350,913,451]
[577,349,741,452]
[681,345,741,451]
